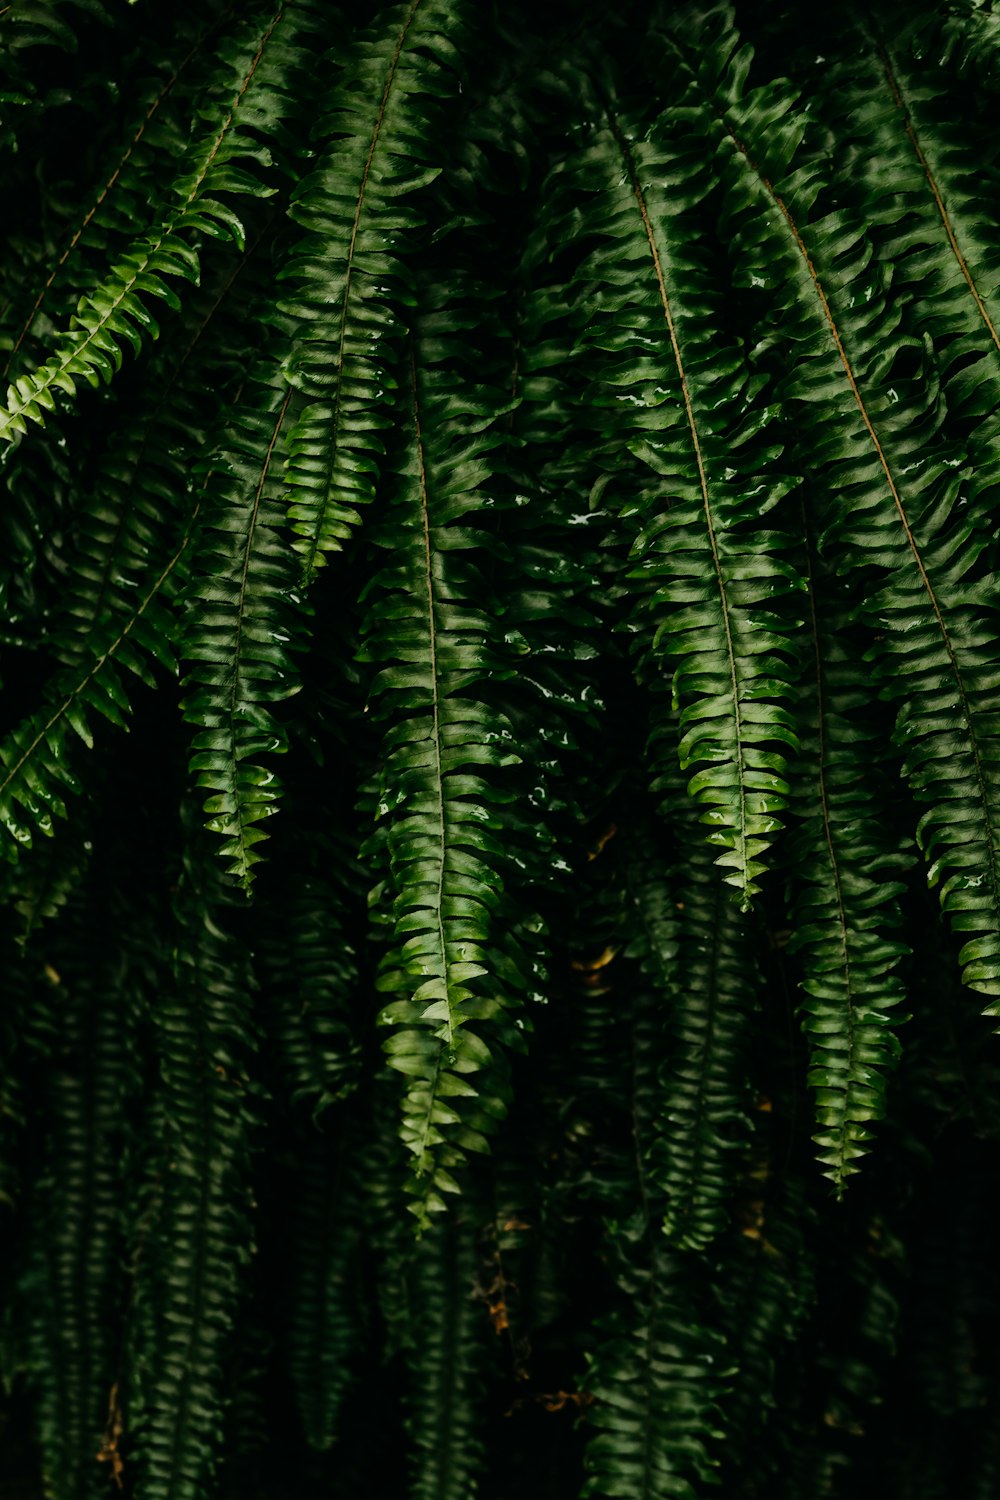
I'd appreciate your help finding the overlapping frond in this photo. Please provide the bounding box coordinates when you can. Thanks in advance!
[540,42,801,908]
[815,14,1000,501]
[0,1,319,442]
[714,1178,815,1494]
[938,0,1000,87]
[14,865,140,1500]
[620,791,758,1252]
[575,877,735,1500]
[127,838,258,1500]
[582,1237,729,1500]
[653,1,1000,1002]
[788,535,914,1190]
[0,512,195,856]
[284,1127,367,1453]
[362,317,525,1226]
[257,853,362,1116]
[5,2,1000,1495]
[180,365,305,886]
[402,1211,488,1500]
[279,0,472,578]
[1,9,230,383]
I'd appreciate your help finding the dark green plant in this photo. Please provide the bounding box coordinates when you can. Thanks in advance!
[3,1,1000,1496]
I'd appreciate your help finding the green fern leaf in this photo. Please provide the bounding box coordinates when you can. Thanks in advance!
[634,791,758,1252]
[284,1125,368,1452]
[714,1177,815,1492]
[279,0,471,580]
[128,838,259,1500]
[542,49,801,907]
[811,16,1000,511]
[2,10,233,381]
[788,525,914,1192]
[582,1233,730,1500]
[405,1210,487,1500]
[662,2,1000,1001]
[257,853,362,1115]
[17,879,138,1500]
[0,3,312,442]
[362,331,523,1228]
[0,542,192,857]
[938,0,1000,87]
[181,369,304,887]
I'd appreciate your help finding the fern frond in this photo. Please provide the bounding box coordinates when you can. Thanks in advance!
[789,529,914,1192]
[128,836,258,1500]
[714,1175,815,1491]
[0,248,273,862]
[0,2,314,442]
[279,0,470,580]
[544,48,801,907]
[812,16,1000,494]
[257,855,361,1116]
[217,1316,271,1500]
[52,240,258,669]
[0,411,75,646]
[2,9,233,382]
[17,879,137,1500]
[405,1209,487,1500]
[0,0,113,157]
[663,3,1000,1001]
[626,792,758,1252]
[285,1125,367,1452]
[181,366,304,886]
[0,478,201,858]
[582,1233,730,1500]
[363,329,524,1227]
[4,812,93,947]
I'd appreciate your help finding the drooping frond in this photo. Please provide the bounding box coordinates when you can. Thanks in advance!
[540,39,801,908]
[52,242,257,667]
[1,8,231,383]
[937,0,1000,87]
[0,508,195,856]
[0,1,319,442]
[126,835,258,1500]
[362,317,525,1226]
[283,1124,368,1453]
[5,3,1000,1494]
[813,13,1000,494]
[582,1237,730,1500]
[405,1209,488,1500]
[789,529,914,1191]
[710,1149,815,1495]
[15,867,139,1500]
[627,791,759,1252]
[279,0,472,579]
[576,880,734,1500]
[257,851,362,1116]
[657,2,1000,1002]
[181,364,305,886]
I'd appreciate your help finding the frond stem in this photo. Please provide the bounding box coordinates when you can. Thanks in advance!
[801,506,858,1193]
[410,342,451,1052]
[876,38,1000,355]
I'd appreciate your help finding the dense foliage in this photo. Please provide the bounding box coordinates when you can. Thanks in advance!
[3,0,1000,1495]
